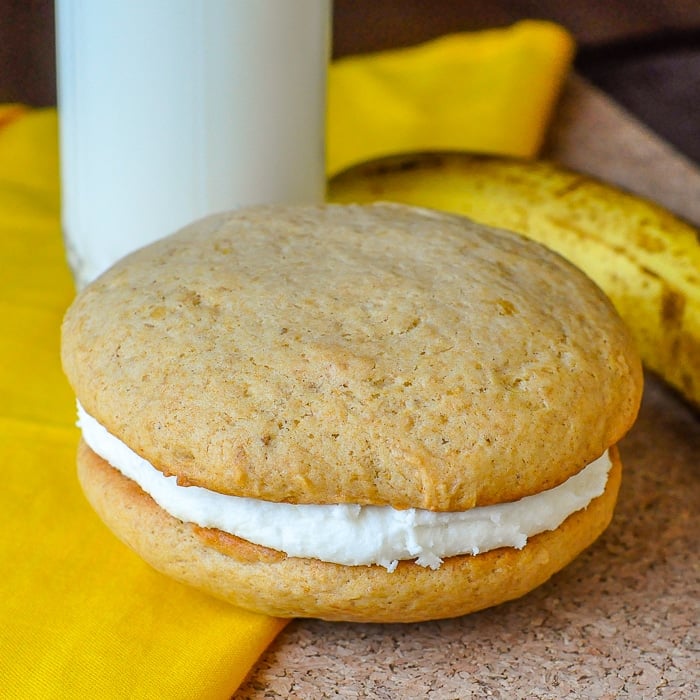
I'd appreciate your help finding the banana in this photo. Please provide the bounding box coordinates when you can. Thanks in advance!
[328,152,700,408]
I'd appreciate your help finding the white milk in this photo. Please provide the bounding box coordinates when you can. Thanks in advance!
[55,0,330,288]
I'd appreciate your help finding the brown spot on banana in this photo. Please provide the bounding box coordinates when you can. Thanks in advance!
[661,289,686,327]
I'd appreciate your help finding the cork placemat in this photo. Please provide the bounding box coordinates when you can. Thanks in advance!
[236,76,700,699]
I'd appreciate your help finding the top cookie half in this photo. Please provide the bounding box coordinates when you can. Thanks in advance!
[61,203,643,511]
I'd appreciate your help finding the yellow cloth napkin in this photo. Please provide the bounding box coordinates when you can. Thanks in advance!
[327,20,573,175]
[0,20,573,699]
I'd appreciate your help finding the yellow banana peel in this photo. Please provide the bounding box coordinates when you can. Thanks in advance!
[328,152,700,408]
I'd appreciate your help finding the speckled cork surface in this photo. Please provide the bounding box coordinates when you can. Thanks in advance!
[235,77,700,699]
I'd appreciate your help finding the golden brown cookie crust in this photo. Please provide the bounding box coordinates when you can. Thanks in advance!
[78,441,622,623]
[63,204,642,510]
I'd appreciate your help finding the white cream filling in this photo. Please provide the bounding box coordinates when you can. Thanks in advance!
[77,403,611,571]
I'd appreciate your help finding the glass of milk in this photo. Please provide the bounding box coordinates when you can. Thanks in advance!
[55,0,330,288]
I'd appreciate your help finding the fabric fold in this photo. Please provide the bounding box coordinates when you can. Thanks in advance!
[327,20,574,175]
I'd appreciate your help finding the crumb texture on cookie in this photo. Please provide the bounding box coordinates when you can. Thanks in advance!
[62,203,642,510]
